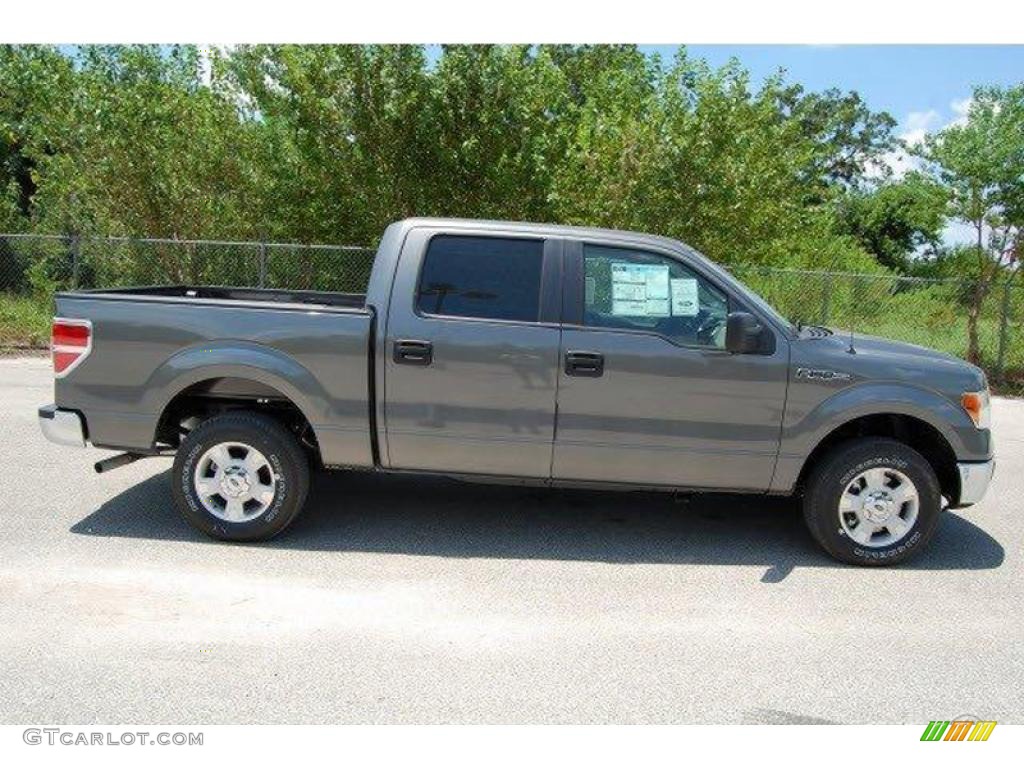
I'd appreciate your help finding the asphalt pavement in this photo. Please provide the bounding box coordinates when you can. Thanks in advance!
[1,356,1021,724]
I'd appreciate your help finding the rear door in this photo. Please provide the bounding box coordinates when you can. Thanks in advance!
[552,239,789,491]
[382,227,563,478]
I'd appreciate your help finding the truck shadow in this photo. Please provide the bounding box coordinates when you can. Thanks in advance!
[70,469,1005,580]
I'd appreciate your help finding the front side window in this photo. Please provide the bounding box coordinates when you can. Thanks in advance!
[417,235,544,322]
[583,244,729,349]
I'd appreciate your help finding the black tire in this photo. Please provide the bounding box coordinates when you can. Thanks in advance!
[172,411,310,542]
[802,438,942,566]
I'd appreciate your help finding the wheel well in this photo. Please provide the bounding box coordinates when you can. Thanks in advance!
[797,413,959,502]
[156,377,320,463]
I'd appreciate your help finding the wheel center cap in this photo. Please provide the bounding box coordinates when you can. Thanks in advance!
[863,492,894,523]
[221,466,251,498]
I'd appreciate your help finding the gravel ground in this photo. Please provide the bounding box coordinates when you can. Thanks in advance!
[1,356,1021,724]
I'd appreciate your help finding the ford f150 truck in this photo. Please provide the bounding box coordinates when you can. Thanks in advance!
[38,218,995,565]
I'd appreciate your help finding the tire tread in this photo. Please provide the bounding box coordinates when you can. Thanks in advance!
[171,411,310,542]
[802,437,941,566]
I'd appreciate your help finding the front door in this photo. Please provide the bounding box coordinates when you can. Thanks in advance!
[552,241,789,491]
[383,228,562,478]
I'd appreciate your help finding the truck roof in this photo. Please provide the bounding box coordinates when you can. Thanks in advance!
[392,217,700,256]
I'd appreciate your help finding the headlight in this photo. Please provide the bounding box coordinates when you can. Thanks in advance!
[961,389,991,429]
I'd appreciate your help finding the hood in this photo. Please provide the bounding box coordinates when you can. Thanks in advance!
[798,329,988,395]
[836,331,964,366]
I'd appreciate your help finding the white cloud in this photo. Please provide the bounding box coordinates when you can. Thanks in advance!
[198,48,212,87]
[869,148,912,180]
[861,95,978,182]
[901,109,941,148]
[947,96,973,128]
[942,219,978,247]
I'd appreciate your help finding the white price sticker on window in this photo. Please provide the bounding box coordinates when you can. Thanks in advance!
[610,262,670,316]
[671,278,699,316]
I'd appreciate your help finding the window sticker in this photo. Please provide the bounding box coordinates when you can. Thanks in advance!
[610,262,670,316]
[646,298,670,316]
[671,278,699,316]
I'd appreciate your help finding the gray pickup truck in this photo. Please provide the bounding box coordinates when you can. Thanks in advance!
[39,218,995,565]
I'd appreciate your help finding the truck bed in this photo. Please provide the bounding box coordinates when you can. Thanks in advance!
[53,286,376,468]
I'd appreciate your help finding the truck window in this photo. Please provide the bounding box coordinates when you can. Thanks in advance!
[417,235,544,322]
[582,244,729,349]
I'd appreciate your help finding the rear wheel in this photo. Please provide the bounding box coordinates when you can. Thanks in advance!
[172,411,310,541]
[802,438,942,566]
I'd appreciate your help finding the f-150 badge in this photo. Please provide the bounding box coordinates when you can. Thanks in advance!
[795,367,852,382]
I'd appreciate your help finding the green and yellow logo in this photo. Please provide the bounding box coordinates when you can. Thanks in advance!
[921,719,997,741]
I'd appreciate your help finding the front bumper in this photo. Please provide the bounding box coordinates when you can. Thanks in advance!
[38,404,87,448]
[956,459,995,507]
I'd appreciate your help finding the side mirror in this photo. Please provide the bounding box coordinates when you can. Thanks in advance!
[725,311,764,354]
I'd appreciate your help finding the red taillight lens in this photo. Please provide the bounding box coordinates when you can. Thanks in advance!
[52,318,92,377]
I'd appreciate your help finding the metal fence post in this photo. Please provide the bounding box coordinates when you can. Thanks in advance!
[258,242,267,288]
[70,235,80,289]
[995,279,1012,382]
[821,272,832,325]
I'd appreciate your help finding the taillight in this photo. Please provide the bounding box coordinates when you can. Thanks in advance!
[52,318,92,377]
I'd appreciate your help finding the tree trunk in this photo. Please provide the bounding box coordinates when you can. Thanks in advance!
[967,220,986,365]
[966,293,981,364]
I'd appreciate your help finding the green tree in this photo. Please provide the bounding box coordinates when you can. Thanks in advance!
[921,84,1024,363]
[31,45,263,241]
[0,46,77,230]
[781,86,898,190]
[228,44,436,244]
[0,43,904,282]
[426,45,570,221]
[836,173,947,271]
[550,51,893,271]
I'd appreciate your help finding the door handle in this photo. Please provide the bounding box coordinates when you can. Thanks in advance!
[394,339,433,366]
[565,350,604,377]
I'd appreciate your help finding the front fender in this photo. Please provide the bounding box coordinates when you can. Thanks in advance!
[770,382,987,493]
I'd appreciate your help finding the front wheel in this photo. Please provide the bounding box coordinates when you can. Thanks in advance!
[172,411,310,541]
[802,438,942,566]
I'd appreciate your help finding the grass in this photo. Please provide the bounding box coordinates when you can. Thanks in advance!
[0,293,52,349]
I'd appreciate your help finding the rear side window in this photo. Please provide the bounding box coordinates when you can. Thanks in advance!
[417,235,544,322]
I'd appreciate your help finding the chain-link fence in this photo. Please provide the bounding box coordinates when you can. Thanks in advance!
[0,233,376,349]
[731,265,1023,394]
[2,233,1022,394]
[0,233,376,293]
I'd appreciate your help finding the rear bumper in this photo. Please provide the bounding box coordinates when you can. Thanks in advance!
[955,459,995,507]
[38,404,87,448]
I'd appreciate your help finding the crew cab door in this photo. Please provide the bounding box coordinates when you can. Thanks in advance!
[382,227,562,478]
[551,240,789,491]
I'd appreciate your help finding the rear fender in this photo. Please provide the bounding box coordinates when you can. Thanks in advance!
[145,341,329,445]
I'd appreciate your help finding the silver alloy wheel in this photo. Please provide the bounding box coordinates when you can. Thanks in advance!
[193,441,277,523]
[838,466,920,547]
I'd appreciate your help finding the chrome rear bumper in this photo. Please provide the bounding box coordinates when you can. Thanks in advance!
[38,404,86,448]
[956,459,995,507]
